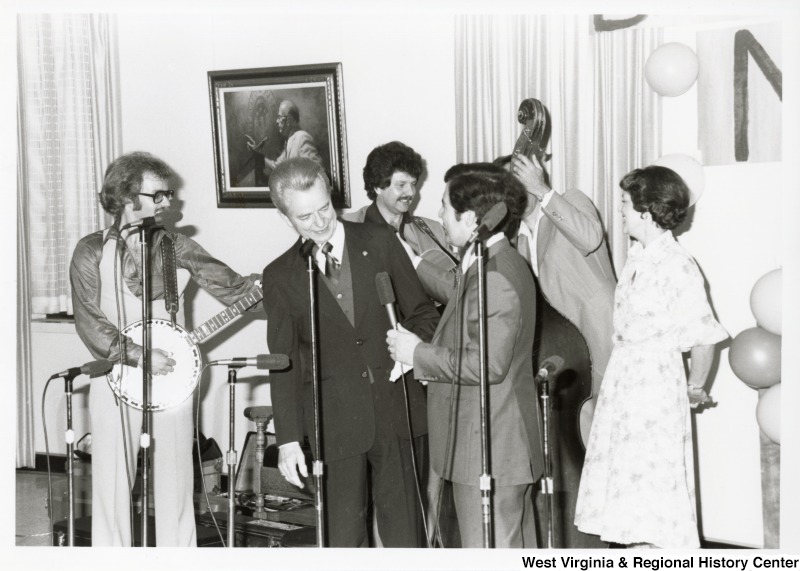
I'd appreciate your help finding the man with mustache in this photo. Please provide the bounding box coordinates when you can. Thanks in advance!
[342,141,454,272]
[261,157,440,547]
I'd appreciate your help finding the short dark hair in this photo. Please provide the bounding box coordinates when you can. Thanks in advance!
[446,168,527,239]
[444,162,505,183]
[269,157,331,214]
[99,151,174,218]
[362,141,424,200]
[619,165,690,230]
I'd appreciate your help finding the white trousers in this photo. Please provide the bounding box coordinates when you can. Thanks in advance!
[89,377,197,546]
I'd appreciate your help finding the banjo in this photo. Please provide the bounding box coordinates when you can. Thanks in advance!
[107,287,263,411]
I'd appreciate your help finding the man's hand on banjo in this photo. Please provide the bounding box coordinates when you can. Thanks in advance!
[138,348,176,375]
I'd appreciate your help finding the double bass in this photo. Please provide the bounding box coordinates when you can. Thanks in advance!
[501,98,605,549]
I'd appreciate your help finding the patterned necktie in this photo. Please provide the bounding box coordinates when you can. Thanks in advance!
[321,242,341,284]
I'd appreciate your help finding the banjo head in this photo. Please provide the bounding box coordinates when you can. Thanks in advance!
[107,318,202,411]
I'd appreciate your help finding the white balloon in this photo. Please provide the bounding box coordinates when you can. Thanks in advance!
[652,154,705,205]
[756,384,781,444]
[751,268,783,335]
[645,43,700,97]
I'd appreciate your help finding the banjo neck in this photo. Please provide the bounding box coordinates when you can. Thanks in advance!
[186,288,263,344]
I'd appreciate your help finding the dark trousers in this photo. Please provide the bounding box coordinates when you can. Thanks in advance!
[324,428,427,547]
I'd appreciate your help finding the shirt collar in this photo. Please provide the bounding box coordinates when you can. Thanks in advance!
[461,232,505,271]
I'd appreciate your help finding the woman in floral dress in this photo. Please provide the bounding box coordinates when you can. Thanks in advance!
[574,166,728,548]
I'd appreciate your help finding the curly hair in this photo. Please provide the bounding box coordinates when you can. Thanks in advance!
[619,165,690,230]
[446,168,527,239]
[362,141,424,200]
[268,157,331,214]
[99,152,174,218]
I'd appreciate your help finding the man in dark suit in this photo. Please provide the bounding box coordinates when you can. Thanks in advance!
[387,168,544,548]
[261,157,440,547]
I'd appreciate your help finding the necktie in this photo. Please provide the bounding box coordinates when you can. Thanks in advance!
[321,242,341,284]
[517,233,533,269]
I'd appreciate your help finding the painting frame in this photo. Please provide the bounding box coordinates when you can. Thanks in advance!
[208,62,350,208]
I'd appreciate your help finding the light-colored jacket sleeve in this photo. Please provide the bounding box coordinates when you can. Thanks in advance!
[538,189,606,257]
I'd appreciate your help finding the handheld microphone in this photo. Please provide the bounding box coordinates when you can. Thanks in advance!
[121,210,183,230]
[535,355,564,382]
[208,354,290,370]
[465,202,508,247]
[375,272,398,329]
[50,359,113,380]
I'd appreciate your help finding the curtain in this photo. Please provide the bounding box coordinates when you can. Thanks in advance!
[455,15,661,272]
[593,25,662,272]
[17,14,119,317]
[16,14,119,466]
[17,104,35,468]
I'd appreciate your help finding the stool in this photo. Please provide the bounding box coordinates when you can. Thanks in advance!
[243,406,273,519]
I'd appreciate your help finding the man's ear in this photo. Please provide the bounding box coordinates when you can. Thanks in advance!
[463,209,477,228]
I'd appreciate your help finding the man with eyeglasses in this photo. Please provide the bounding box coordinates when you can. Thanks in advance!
[70,151,260,546]
[247,99,323,179]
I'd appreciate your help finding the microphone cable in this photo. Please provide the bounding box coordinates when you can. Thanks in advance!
[396,359,431,548]
[112,230,138,543]
[193,363,226,546]
[40,375,59,542]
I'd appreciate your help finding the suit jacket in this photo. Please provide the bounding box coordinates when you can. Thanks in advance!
[535,189,617,390]
[413,237,544,486]
[262,220,440,463]
[342,203,451,259]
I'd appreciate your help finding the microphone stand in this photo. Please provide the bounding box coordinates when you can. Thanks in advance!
[226,367,238,548]
[306,252,326,547]
[63,374,76,546]
[137,225,153,547]
[537,371,555,548]
[474,240,494,548]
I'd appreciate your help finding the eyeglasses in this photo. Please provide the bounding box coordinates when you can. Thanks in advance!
[139,190,175,204]
[276,115,291,123]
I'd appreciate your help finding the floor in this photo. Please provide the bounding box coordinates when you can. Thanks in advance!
[16,470,60,546]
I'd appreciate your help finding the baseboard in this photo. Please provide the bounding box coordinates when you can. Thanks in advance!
[20,453,70,474]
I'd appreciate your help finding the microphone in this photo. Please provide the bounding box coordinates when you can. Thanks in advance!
[375,272,398,329]
[299,239,316,260]
[465,202,508,247]
[208,354,290,370]
[50,359,113,380]
[121,210,183,230]
[535,355,564,382]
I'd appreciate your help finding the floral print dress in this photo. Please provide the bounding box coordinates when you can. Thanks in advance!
[574,231,728,548]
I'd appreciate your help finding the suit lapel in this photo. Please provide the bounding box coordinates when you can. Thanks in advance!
[434,239,509,342]
[342,222,370,330]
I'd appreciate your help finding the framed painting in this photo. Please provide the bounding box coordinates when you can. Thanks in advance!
[208,62,350,207]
